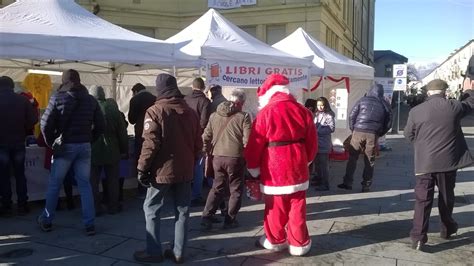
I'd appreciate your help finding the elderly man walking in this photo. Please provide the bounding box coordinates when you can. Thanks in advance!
[404,77,474,251]
[201,89,251,230]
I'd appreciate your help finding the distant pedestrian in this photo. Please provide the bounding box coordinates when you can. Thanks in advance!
[0,76,38,216]
[245,74,317,256]
[304,98,316,114]
[404,78,474,251]
[38,69,105,236]
[313,97,335,191]
[201,89,251,230]
[208,84,227,114]
[133,74,201,264]
[128,83,156,198]
[337,83,392,192]
[184,77,211,207]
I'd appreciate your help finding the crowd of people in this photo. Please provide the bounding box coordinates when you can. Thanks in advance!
[0,58,473,263]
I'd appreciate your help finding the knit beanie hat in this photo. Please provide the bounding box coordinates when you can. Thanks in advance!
[155,73,183,100]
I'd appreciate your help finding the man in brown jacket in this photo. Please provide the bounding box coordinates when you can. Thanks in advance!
[201,89,251,230]
[184,78,211,206]
[133,74,202,264]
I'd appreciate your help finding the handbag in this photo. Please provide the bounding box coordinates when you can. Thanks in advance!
[245,178,262,201]
[204,115,235,178]
[52,92,80,155]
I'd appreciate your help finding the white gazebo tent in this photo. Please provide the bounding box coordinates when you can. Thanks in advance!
[166,9,315,116]
[0,0,179,112]
[273,27,375,143]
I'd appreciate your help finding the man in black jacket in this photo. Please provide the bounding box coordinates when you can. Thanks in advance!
[128,83,156,197]
[184,78,211,206]
[337,83,392,192]
[38,69,105,236]
[404,77,474,251]
[0,76,38,216]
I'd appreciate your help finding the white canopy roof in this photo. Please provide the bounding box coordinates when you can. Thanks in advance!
[273,28,374,79]
[166,9,313,68]
[0,0,176,68]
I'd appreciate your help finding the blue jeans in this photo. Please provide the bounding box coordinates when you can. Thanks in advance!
[39,143,95,227]
[191,157,204,200]
[0,144,27,206]
[144,182,191,258]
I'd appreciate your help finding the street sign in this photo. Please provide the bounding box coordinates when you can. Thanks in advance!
[393,77,407,91]
[393,64,407,78]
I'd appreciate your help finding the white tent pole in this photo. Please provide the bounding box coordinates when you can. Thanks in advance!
[322,76,325,97]
[173,65,177,77]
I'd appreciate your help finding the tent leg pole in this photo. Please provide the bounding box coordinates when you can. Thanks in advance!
[111,67,117,100]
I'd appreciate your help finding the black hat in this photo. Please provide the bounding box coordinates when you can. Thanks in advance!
[155,73,183,100]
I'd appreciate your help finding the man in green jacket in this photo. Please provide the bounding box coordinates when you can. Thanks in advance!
[90,86,128,215]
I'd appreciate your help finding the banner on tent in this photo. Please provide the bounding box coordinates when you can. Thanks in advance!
[206,60,309,88]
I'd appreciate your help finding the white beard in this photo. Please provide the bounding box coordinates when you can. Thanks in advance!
[258,85,291,110]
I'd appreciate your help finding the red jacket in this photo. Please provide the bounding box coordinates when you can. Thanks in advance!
[244,92,318,195]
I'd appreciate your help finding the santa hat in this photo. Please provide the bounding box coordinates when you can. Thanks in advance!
[257,74,290,109]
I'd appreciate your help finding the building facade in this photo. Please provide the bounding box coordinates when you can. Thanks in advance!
[373,50,408,78]
[422,40,474,93]
[1,0,375,66]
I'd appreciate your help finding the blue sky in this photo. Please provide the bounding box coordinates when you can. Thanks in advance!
[375,0,474,65]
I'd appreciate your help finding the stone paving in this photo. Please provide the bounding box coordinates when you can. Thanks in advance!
[0,122,473,265]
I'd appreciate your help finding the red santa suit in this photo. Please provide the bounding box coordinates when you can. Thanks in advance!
[244,74,318,256]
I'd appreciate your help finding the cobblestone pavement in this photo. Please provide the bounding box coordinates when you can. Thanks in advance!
[1,112,473,265]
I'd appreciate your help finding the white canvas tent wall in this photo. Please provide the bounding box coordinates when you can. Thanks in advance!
[273,28,375,144]
[165,9,315,116]
[167,9,313,68]
[0,0,180,115]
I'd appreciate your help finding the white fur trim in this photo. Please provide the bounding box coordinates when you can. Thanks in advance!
[247,168,260,178]
[258,85,290,110]
[259,235,288,251]
[260,181,309,195]
[289,240,312,256]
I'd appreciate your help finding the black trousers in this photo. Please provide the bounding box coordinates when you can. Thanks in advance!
[410,171,458,243]
[0,145,27,206]
[91,164,120,212]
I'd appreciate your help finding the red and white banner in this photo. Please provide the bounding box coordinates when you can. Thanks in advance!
[206,60,309,89]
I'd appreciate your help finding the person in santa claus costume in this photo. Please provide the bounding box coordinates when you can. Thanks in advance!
[244,73,318,256]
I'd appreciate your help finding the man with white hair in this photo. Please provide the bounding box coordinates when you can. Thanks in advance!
[404,78,474,251]
[245,74,317,256]
[201,89,251,230]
